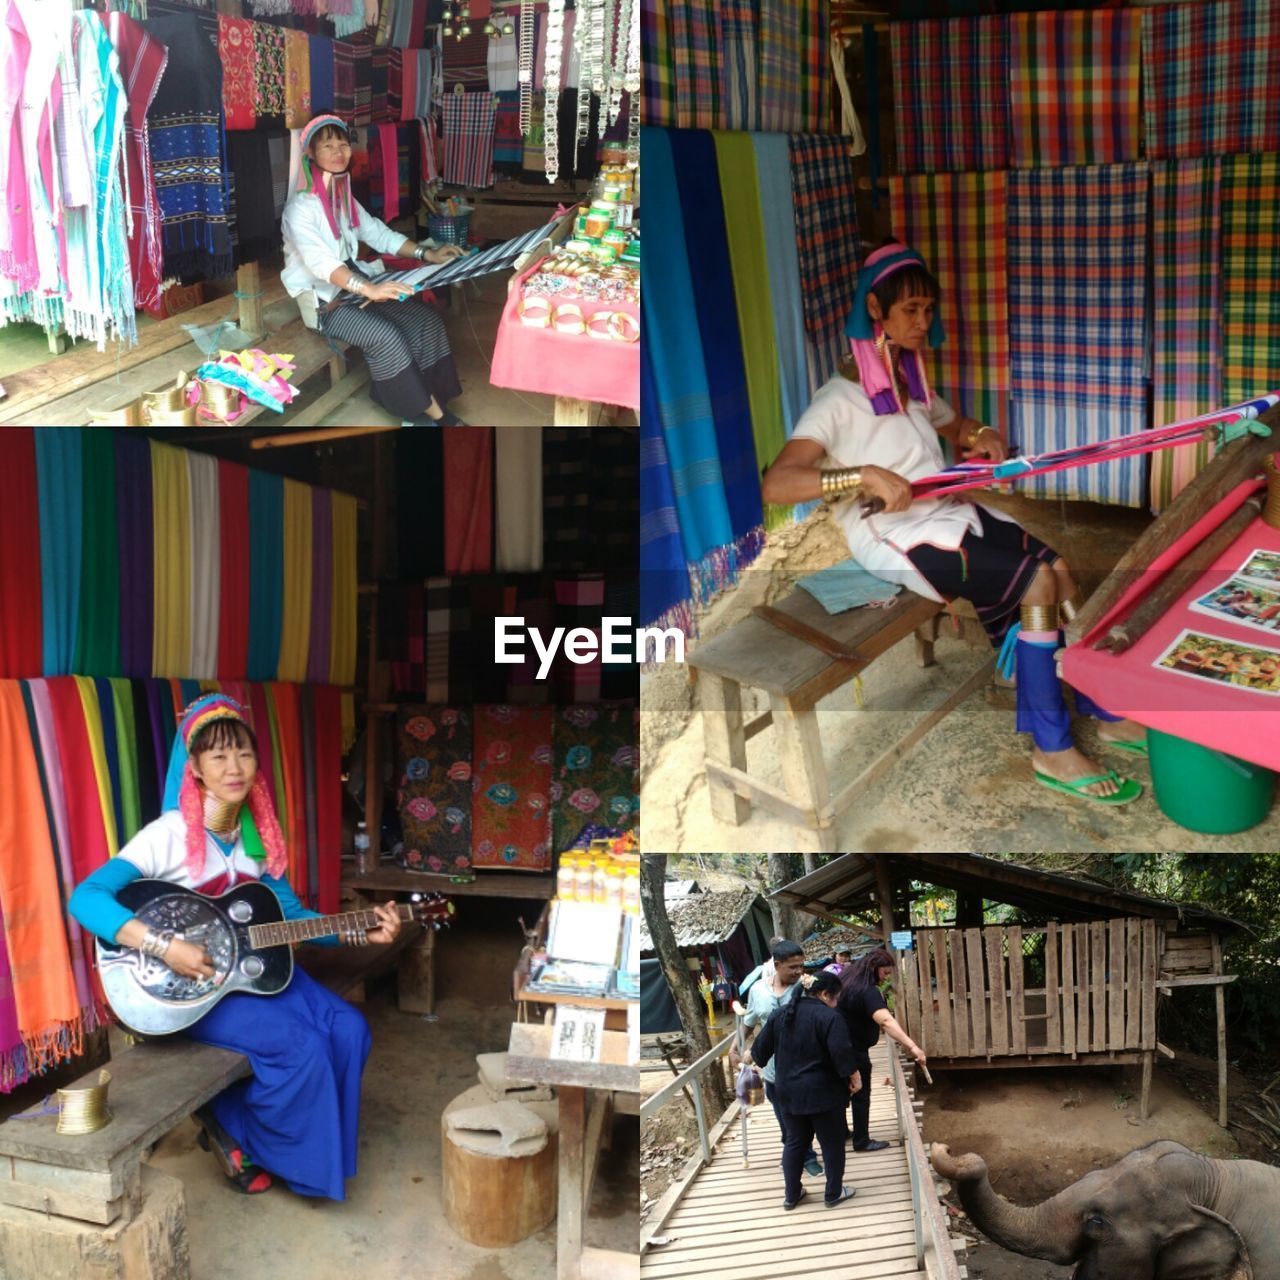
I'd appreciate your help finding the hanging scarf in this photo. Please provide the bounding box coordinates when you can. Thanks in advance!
[265,683,307,897]
[0,429,42,678]
[1,0,37,293]
[443,429,494,574]
[74,676,119,858]
[145,14,234,281]
[162,693,287,882]
[844,245,945,416]
[253,22,287,118]
[188,450,220,681]
[108,677,142,843]
[309,35,335,114]
[115,432,154,679]
[278,480,314,682]
[248,467,285,683]
[283,29,312,129]
[150,441,192,679]
[307,489,334,685]
[218,15,258,130]
[74,429,121,678]
[218,458,252,681]
[376,122,400,221]
[35,429,82,679]
[330,492,358,688]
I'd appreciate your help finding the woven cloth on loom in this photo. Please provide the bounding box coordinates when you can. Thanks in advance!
[891,16,1009,173]
[444,30,491,88]
[551,703,639,854]
[890,171,1009,435]
[471,704,552,870]
[219,16,258,131]
[1221,152,1280,406]
[442,91,497,188]
[1008,164,1148,506]
[788,134,859,345]
[757,0,827,132]
[283,29,312,128]
[1141,0,1280,160]
[252,22,286,118]
[1009,10,1140,168]
[1150,159,1223,511]
[396,706,473,873]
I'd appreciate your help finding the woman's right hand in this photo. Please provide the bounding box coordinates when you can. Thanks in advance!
[362,278,417,304]
[164,938,217,981]
[859,465,914,514]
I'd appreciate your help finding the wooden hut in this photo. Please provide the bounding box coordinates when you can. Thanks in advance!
[773,854,1244,1123]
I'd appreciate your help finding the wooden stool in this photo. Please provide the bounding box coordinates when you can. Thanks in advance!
[688,587,994,851]
[442,1085,558,1247]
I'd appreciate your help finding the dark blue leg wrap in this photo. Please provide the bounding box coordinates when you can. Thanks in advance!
[1015,636,1074,753]
[1071,686,1123,722]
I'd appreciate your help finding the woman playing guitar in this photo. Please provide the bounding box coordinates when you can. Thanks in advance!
[70,694,401,1197]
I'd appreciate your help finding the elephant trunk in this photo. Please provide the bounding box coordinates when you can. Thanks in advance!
[931,1144,1082,1266]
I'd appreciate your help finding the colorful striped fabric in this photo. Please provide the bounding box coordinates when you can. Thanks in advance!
[890,170,1009,436]
[150,442,193,679]
[1142,0,1280,160]
[787,134,860,344]
[442,91,497,188]
[1221,152,1280,405]
[329,493,358,689]
[642,0,676,129]
[720,0,758,130]
[1009,9,1141,168]
[278,479,313,683]
[757,0,827,132]
[667,0,724,128]
[1150,159,1223,510]
[1008,164,1149,506]
[891,16,1010,173]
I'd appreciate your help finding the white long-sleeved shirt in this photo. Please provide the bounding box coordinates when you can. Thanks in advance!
[281,189,407,324]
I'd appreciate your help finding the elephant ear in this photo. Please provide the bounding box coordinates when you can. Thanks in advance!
[1155,1204,1253,1280]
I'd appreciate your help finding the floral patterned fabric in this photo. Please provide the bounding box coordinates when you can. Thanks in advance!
[471,704,553,870]
[551,702,639,854]
[394,706,472,873]
[219,16,258,131]
[253,23,287,118]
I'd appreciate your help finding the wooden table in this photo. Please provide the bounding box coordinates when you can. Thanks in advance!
[688,586,993,851]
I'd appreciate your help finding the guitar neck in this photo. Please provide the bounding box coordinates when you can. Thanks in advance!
[248,903,415,949]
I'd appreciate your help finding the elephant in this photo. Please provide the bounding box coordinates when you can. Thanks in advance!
[930,1139,1280,1280]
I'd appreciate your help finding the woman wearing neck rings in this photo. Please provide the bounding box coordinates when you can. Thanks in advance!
[70,694,401,1197]
[762,243,1147,805]
[282,115,470,426]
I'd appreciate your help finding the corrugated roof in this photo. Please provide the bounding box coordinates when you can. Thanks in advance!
[773,854,1245,933]
[640,886,764,950]
[664,880,702,899]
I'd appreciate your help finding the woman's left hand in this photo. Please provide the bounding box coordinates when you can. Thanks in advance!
[366,900,402,944]
[426,244,467,264]
[963,427,1008,463]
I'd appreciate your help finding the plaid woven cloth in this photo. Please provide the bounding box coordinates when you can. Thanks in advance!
[668,0,724,128]
[424,577,472,703]
[352,37,373,126]
[788,134,860,343]
[641,0,675,128]
[1221,152,1280,405]
[1009,164,1149,505]
[1009,9,1141,168]
[333,41,356,118]
[758,0,827,131]
[1142,0,1280,159]
[891,16,1009,172]
[370,46,388,123]
[442,91,497,188]
[890,171,1009,436]
[1150,159,1223,511]
[721,0,758,130]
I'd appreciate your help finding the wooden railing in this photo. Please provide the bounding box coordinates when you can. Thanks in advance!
[888,1043,964,1280]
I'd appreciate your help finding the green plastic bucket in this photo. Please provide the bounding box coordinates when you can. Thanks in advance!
[1148,729,1276,834]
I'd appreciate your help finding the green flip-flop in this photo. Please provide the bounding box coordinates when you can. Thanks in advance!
[1034,768,1143,806]
[1099,736,1149,757]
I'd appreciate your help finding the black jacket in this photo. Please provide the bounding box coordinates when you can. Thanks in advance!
[751,994,859,1115]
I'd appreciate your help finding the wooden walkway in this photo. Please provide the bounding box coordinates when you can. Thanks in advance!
[642,1041,957,1280]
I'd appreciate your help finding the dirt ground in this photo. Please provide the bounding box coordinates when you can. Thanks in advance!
[641,494,1280,853]
[923,1054,1273,1279]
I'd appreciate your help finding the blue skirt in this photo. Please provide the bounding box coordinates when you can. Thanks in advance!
[185,966,372,1200]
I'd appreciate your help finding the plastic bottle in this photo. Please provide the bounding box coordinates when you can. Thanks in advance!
[605,865,624,909]
[557,856,578,902]
[353,821,372,875]
[592,857,612,905]
[575,856,595,902]
[623,866,640,915]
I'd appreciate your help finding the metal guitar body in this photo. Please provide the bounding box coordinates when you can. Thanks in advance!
[95,880,294,1036]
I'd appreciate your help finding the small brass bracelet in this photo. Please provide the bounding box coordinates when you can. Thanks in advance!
[1059,591,1085,624]
[1021,602,1060,632]
[963,421,990,449]
[820,467,864,499]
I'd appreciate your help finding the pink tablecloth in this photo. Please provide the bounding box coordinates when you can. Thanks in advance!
[489,259,639,410]
[1063,479,1280,769]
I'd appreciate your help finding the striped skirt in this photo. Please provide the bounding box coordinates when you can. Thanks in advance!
[320,298,461,420]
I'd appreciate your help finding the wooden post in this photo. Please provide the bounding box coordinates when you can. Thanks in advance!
[397,928,437,1015]
[1140,1051,1153,1121]
[236,262,264,337]
[1212,932,1228,1128]
[875,855,896,942]
[557,1086,586,1280]
[700,673,751,826]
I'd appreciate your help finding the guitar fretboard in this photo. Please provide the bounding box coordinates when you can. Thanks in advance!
[248,904,415,949]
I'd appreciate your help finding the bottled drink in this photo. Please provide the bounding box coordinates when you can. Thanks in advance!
[353,821,372,875]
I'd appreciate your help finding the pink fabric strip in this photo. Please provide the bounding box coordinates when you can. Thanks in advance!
[378,122,399,222]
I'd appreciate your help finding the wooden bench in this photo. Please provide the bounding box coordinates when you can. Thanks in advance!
[688,586,995,851]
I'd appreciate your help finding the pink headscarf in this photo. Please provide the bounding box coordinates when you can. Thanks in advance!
[297,114,361,241]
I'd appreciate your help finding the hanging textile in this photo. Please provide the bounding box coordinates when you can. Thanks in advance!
[283,29,312,129]
[329,492,358,688]
[309,34,335,115]
[1141,0,1280,160]
[720,0,758,131]
[307,490,334,686]
[664,0,723,129]
[1008,164,1149,506]
[150,442,193,678]
[551,702,638,854]
[0,905,26,1091]
[188,450,220,681]
[1221,152,1280,406]
[641,0,671,128]
[891,16,1010,173]
[226,131,278,264]
[375,123,400,221]
[549,576,607,702]
[1009,10,1141,169]
[352,36,373,125]
[396,706,473,873]
[45,676,112,887]
[757,0,827,133]
[1,0,37,298]
[389,48,404,121]
[73,430,121,678]
[146,14,233,281]
[0,430,42,679]
[35,430,83,680]
[268,682,309,902]
[248,467,285,683]
[787,134,859,346]
[712,131,785,507]
[638,356,691,632]
[217,458,251,681]
[74,676,119,858]
[219,16,258,131]
[487,31,518,92]
[424,578,473,702]
[493,91,523,166]
[105,12,169,310]
[1150,159,1224,510]
[107,676,141,844]
[310,684,342,914]
[471,703,552,870]
[333,40,356,118]
[278,480,314,683]
[442,90,497,188]
[116,433,154,680]
[443,30,491,88]
[443,428,493,574]
[253,22,287,118]
[371,46,389,122]
[494,427,543,572]
[890,170,1010,436]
